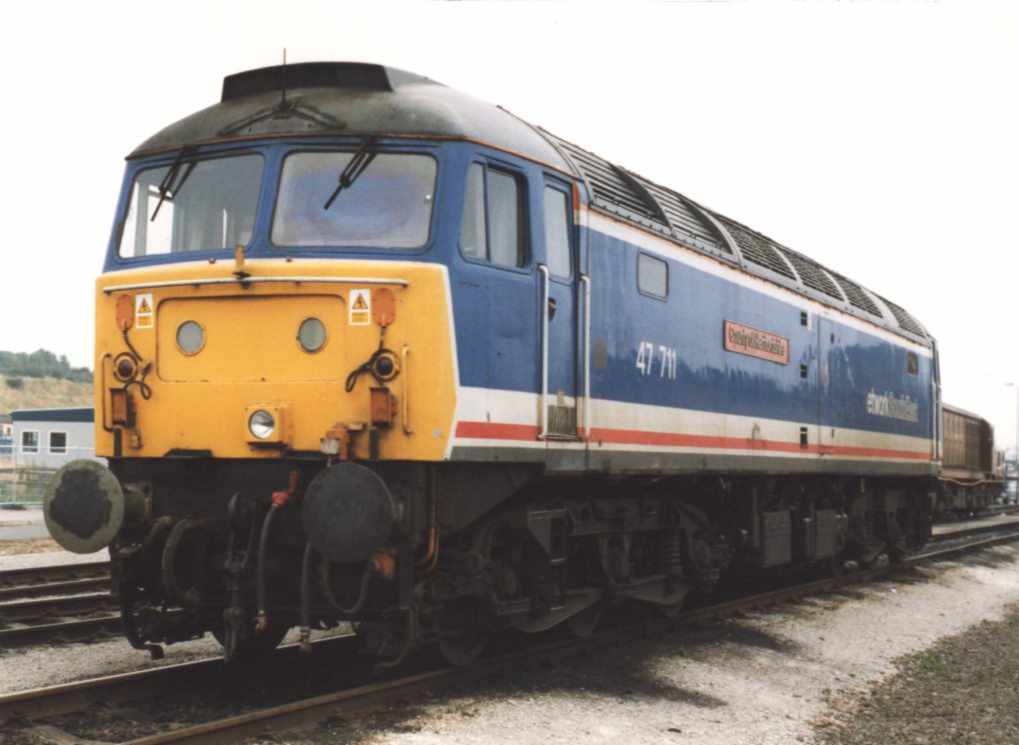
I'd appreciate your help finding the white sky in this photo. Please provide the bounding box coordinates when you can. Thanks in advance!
[1,0,1017,449]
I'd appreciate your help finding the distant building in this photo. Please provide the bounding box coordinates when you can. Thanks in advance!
[0,413,11,456]
[11,408,99,470]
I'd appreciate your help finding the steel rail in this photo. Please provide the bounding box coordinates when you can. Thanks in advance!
[0,561,111,588]
[0,577,110,601]
[0,592,116,622]
[4,526,1018,743]
[0,615,121,646]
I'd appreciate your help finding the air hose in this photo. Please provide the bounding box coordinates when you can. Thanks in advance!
[254,503,280,633]
[321,559,373,615]
[299,542,314,653]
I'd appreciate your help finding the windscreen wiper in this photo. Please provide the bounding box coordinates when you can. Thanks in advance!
[323,137,377,211]
[150,149,197,222]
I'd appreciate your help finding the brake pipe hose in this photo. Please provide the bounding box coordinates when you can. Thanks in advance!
[299,542,314,653]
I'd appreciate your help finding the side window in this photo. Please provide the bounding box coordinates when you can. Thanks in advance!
[638,253,668,298]
[21,431,39,454]
[49,432,67,454]
[543,187,572,278]
[906,352,918,376]
[459,163,525,268]
[460,164,487,260]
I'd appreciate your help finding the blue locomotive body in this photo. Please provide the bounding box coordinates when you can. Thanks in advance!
[61,62,938,664]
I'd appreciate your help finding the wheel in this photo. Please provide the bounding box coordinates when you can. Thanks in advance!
[567,602,604,638]
[437,599,490,667]
[213,622,289,662]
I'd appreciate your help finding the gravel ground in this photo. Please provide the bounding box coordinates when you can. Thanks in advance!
[268,546,1019,745]
[0,538,61,556]
[0,547,107,570]
[817,601,1019,745]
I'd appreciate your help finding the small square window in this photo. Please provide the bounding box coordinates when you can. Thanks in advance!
[49,432,67,454]
[638,253,668,298]
[21,431,39,454]
[906,352,918,376]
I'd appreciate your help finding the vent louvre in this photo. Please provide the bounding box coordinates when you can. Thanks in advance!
[549,137,665,225]
[539,128,926,342]
[631,176,730,253]
[830,273,883,317]
[715,216,797,280]
[879,296,926,337]
[775,247,844,301]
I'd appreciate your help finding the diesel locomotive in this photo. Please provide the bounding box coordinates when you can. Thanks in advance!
[44,62,938,664]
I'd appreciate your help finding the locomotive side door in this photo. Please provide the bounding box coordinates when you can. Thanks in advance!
[817,314,839,454]
[538,177,580,440]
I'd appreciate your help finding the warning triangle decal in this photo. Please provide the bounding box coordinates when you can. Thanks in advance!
[352,294,368,310]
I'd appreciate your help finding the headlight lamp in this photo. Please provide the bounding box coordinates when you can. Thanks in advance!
[248,409,276,440]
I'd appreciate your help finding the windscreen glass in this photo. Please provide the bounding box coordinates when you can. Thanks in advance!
[272,151,436,249]
[119,155,263,258]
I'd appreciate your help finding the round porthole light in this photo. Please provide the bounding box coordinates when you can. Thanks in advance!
[297,318,327,353]
[248,410,275,440]
[176,321,205,355]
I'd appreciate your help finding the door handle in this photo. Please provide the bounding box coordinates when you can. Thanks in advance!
[547,297,557,320]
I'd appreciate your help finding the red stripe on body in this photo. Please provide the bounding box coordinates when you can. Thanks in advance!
[455,421,930,461]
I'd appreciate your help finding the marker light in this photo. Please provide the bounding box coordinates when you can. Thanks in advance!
[248,410,275,440]
[176,321,205,355]
[297,318,327,353]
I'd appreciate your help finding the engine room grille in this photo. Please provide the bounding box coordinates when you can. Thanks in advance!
[830,273,883,317]
[714,216,797,281]
[878,296,926,337]
[539,128,928,342]
[631,175,730,253]
[775,247,844,302]
[549,136,666,227]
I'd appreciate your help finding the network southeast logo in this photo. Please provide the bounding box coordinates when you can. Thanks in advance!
[865,389,919,423]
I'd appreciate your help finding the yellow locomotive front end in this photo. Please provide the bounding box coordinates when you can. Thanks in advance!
[94,258,456,463]
[39,62,487,661]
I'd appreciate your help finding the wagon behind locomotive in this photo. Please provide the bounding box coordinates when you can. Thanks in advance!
[936,404,1004,517]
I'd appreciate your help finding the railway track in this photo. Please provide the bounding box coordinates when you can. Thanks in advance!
[2,526,1018,745]
[0,561,119,646]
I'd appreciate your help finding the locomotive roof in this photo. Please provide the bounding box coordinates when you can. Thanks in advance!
[129,62,570,171]
[132,62,929,345]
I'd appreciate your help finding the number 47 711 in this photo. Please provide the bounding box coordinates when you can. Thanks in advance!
[636,341,677,380]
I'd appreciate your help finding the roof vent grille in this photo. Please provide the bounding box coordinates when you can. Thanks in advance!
[715,216,797,280]
[775,247,844,301]
[879,296,927,337]
[831,273,883,317]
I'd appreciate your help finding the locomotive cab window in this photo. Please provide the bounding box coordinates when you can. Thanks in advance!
[638,253,668,298]
[273,151,437,249]
[543,186,572,278]
[119,154,263,258]
[460,162,526,268]
[907,352,919,375]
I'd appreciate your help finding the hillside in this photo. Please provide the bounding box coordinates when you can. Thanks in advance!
[0,375,93,414]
